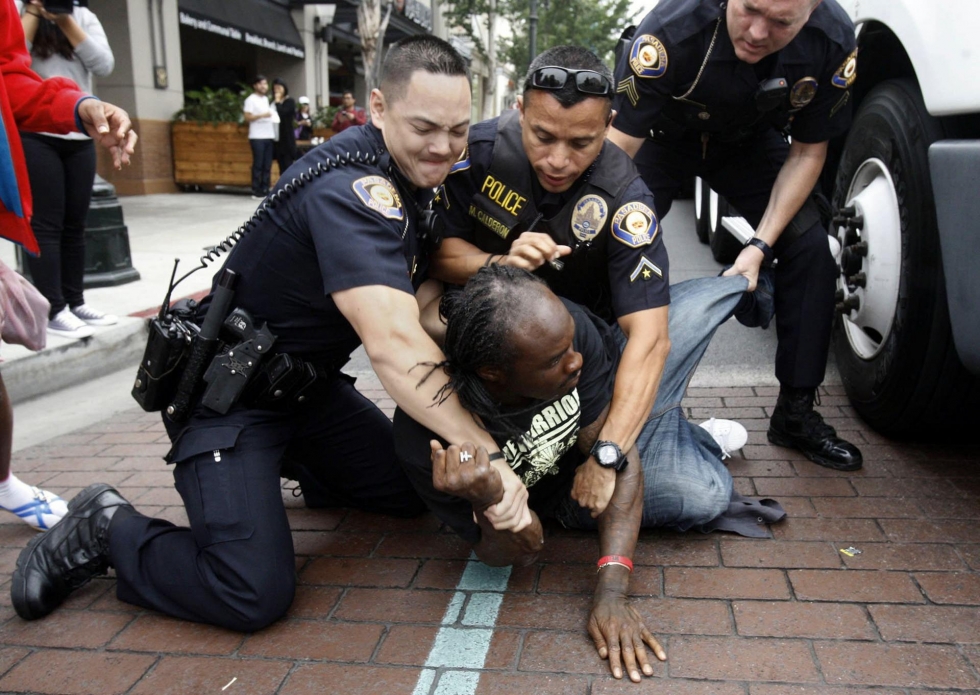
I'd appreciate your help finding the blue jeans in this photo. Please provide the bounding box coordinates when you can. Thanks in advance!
[557,274,750,531]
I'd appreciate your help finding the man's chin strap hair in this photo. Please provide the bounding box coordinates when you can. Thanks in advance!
[523,45,614,111]
[424,265,547,440]
[379,35,470,103]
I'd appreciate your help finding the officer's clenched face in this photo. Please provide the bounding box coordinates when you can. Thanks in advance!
[480,285,583,405]
[726,0,821,63]
[371,71,471,189]
[519,90,612,194]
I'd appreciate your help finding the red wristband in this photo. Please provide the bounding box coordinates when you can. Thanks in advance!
[597,555,633,573]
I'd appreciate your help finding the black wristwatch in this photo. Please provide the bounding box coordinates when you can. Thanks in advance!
[745,237,775,266]
[590,440,628,471]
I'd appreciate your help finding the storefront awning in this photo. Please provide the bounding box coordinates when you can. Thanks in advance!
[178,0,305,58]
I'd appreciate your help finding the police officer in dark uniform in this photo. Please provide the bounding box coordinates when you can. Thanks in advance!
[608,0,863,470]
[431,46,672,518]
[12,36,533,630]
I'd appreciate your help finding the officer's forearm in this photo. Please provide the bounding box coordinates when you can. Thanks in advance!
[607,127,646,159]
[473,503,544,567]
[429,237,495,286]
[599,307,670,454]
[335,285,499,453]
[754,139,827,246]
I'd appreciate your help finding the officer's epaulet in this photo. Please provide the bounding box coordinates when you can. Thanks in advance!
[804,0,857,52]
[468,117,498,144]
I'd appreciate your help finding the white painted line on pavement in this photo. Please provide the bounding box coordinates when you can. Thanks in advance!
[412,554,512,695]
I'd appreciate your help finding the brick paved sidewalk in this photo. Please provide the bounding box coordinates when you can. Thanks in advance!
[0,380,978,695]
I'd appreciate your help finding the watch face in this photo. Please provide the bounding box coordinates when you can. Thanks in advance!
[597,445,619,466]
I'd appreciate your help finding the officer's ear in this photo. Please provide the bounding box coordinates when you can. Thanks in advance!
[516,95,525,128]
[369,88,386,129]
[606,108,617,130]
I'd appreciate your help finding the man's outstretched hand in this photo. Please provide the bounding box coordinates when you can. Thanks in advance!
[589,591,666,682]
[77,99,138,169]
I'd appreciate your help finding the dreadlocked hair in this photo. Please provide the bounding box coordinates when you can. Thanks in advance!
[422,264,548,440]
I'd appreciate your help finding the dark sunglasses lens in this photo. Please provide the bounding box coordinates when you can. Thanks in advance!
[533,68,568,90]
[576,71,609,95]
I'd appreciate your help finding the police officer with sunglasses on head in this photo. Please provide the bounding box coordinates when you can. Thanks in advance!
[430,46,673,525]
[607,0,862,472]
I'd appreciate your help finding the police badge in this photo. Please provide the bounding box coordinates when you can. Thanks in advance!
[790,77,818,108]
[629,34,668,79]
[571,195,608,242]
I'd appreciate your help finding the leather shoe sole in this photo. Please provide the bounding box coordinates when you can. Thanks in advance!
[767,428,863,471]
[11,483,123,620]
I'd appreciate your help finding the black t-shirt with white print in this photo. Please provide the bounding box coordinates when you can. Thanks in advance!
[392,299,619,543]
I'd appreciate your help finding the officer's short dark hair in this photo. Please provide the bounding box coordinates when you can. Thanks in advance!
[523,46,614,111]
[380,35,469,103]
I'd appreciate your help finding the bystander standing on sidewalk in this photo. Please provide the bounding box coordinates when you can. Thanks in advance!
[272,77,297,175]
[0,0,137,530]
[17,0,117,339]
[330,90,366,133]
[243,75,275,199]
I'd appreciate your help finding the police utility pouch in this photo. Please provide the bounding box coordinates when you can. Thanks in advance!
[200,308,276,414]
[132,299,199,412]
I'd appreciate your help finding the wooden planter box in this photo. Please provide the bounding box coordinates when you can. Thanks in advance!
[172,121,280,188]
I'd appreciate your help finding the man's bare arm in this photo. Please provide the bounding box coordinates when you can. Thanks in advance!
[431,441,543,567]
[572,306,670,517]
[588,447,666,681]
[334,284,532,532]
[723,139,827,290]
[607,127,646,159]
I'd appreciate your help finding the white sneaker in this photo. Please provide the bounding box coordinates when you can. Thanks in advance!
[0,486,68,531]
[698,418,748,459]
[48,307,95,339]
[70,303,117,326]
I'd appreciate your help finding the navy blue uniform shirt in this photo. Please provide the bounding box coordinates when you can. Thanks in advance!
[202,124,431,366]
[438,116,671,321]
[613,0,856,144]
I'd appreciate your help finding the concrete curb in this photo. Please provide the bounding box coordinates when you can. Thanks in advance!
[5,317,148,404]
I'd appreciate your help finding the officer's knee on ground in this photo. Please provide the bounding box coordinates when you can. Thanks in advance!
[214,558,296,632]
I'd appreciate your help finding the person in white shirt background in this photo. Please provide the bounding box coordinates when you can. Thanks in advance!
[243,74,277,200]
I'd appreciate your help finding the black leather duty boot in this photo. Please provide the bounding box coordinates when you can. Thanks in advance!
[11,483,135,620]
[768,387,863,471]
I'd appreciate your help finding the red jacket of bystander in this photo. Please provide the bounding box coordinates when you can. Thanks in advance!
[0,0,88,254]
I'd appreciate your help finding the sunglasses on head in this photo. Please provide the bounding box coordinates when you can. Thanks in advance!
[525,66,613,97]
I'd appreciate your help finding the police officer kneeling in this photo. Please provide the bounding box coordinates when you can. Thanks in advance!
[608,0,862,470]
[11,36,531,630]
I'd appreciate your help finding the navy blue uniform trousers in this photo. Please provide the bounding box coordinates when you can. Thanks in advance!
[107,376,425,631]
[635,129,837,388]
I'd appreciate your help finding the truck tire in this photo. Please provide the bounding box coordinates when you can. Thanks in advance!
[694,177,710,244]
[707,188,743,264]
[831,78,979,436]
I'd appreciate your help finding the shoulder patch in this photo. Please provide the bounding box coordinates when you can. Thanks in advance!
[571,195,608,242]
[629,34,668,79]
[352,176,404,220]
[450,146,471,174]
[832,48,857,89]
[611,202,659,248]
